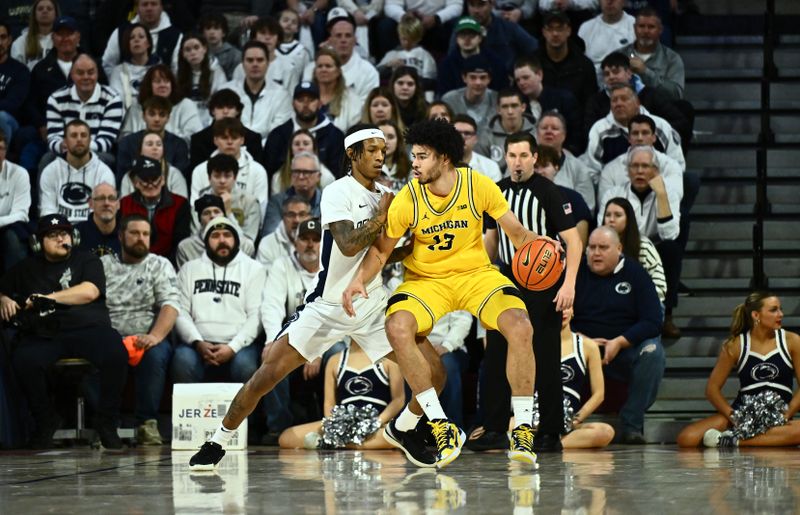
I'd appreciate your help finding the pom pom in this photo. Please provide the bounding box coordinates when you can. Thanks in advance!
[532,393,576,434]
[319,404,381,448]
[730,390,788,441]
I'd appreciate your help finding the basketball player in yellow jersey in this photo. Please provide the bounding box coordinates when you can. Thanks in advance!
[344,120,553,468]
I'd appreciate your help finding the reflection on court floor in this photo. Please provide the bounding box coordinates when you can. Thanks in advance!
[2,447,800,513]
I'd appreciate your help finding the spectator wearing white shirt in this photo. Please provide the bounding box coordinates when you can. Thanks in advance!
[221,40,292,141]
[176,195,255,269]
[172,216,267,388]
[303,9,379,106]
[10,0,57,70]
[0,132,30,270]
[599,114,683,204]
[256,196,311,268]
[578,0,635,81]
[39,119,116,223]
[583,83,683,181]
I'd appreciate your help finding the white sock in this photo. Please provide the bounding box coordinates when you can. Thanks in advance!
[210,424,235,447]
[395,405,423,432]
[416,388,447,421]
[512,396,534,428]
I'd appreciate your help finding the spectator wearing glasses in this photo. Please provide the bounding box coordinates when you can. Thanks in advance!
[261,152,321,236]
[76,182,121,258]
[256,196,311,269]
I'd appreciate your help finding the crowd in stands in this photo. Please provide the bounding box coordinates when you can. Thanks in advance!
[1,0,702,449]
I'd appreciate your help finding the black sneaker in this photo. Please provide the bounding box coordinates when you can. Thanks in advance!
[190,441,226,471]
[465,430,509,451]
[384,419,437,468]
[95,419,123,449]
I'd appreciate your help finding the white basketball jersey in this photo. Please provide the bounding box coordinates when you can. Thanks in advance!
[306,175,390,304]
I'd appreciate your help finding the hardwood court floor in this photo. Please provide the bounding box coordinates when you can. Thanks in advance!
[1,446,799,513]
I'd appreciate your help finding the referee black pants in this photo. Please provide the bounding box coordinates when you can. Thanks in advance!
[483,269,564,435]
[13,325,128,427]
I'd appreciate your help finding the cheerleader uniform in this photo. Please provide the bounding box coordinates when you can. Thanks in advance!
[733,329,794,407]
[335,345,392,411]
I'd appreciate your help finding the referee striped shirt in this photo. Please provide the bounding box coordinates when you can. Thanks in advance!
[488,173,576,267]
[46,84,123,154]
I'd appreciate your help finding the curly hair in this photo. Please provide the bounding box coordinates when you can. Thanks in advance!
[404,119,464,165]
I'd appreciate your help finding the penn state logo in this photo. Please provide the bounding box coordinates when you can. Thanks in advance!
[344,376,373,396]
[61,182,92,206]
[615,281,632,295]
[561,363,575,383]
[751,362,780,382]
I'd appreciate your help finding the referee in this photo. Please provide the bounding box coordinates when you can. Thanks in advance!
[479,132,583,452]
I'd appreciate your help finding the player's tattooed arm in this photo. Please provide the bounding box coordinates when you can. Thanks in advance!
[329,218,386,257]
[329,191,395,257]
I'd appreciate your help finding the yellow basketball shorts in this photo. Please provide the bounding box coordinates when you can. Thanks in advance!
[385,265,528,334]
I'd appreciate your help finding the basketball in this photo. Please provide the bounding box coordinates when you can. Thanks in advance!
[512,239,563,291]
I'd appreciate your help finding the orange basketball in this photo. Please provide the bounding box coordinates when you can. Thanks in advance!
[512,239,563,291]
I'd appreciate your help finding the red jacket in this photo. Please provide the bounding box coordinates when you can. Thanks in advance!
[120,191,190,260]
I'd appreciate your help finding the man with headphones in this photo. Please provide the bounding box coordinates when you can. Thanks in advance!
[0,214,128,450]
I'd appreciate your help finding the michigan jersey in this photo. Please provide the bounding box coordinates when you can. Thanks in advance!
[386,167,509,279]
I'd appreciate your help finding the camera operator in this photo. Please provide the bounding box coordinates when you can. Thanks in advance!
[0,214,128,449]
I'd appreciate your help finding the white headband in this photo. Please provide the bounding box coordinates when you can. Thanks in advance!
[344,128,385,150]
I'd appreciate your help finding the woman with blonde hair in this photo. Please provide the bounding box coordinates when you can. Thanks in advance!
[313,47,361,133]
[677,293,800,448]
[11,0,58,69]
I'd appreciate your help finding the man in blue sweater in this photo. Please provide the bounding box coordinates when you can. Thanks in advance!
[571,226,664,444]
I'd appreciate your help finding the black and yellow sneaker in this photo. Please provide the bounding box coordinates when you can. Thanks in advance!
[384,419,438,468]
[189,441,226,471]
[508,424,537,466]
[428,419,465,469]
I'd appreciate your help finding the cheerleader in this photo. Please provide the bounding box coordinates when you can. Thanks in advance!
[677,292,800,447]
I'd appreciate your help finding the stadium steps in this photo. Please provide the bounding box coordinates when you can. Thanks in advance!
[631,10,800,442]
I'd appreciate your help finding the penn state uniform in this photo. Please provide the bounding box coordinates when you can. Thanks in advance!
[385,167,526,334]
[562,334,588,414]
[335,345,392,410]
[734,329,794,407]
[532,333,588,433]
[276,175,394,363]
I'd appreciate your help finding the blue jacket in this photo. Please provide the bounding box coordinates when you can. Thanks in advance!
[571,255,662,346]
